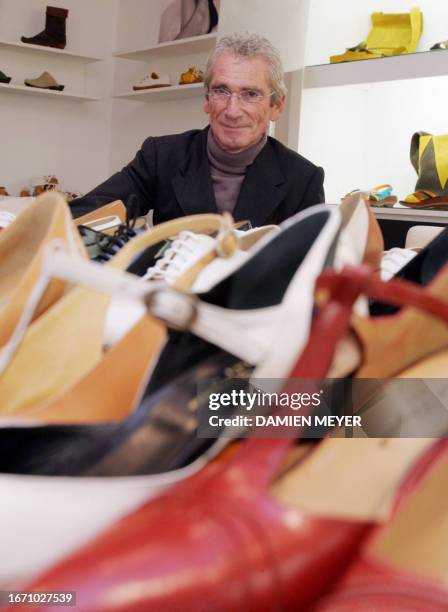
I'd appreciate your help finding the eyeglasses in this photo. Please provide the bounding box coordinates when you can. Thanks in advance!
[207,87,275,106]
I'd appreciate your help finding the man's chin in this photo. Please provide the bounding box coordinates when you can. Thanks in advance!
[216,133,249,153]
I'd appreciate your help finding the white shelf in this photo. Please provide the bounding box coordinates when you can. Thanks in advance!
[0,38,103,62]
[304,51,448,89]
[0,82,100,101]
[327,202,448,224]
[115,82,205,102]
[114,33,217,62]
[370,205,448,225]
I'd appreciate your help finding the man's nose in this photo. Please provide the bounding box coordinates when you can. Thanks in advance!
[224,94,243,118]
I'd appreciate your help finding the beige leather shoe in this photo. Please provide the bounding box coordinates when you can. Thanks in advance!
[24,71,64,91]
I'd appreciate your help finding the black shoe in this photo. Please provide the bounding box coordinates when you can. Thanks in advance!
[21,5,68,49]
[0,351,245,476]
[0,70,11,84]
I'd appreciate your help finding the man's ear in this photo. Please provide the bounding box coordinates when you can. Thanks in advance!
[269,95,285,122]
[204,93,210,115]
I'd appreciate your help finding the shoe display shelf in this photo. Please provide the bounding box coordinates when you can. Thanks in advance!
[297,0,448,231]
[0,38,104,63]
[327,202,448,225]
[115,33,217,62]
[0,81,100,102]
[303,50,448,89]
[113,33,216,102]
[0,38,103,102]
[115,82,205,102]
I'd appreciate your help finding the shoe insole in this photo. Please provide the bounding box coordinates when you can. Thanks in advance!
[7,315,165,424]
[0,194,84,346]
[271,438,433,521]
[0,214,231,416]
[371,455,448,585]
[353,265,448,378]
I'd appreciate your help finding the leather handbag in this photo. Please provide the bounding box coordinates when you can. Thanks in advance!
[411,131,448,197]
[158,0,219,43]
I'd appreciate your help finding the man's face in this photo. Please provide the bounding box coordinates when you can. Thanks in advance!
[204,52,285,153]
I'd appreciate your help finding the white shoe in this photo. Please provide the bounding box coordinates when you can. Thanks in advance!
[0,210,16,230]
[142,224,278,290]
[133,72,171,90]
[380,247,418,281]
[143,230,217,284]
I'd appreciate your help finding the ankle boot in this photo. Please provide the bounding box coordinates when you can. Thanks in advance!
[21,6,68,50]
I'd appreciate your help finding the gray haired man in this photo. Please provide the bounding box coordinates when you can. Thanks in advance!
[71,32,324,226]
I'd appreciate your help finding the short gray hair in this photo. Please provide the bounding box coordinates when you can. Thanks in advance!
[204,31,287,103]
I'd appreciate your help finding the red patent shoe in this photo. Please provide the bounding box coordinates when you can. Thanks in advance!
[17,439,448,611]
[314,443,448,611]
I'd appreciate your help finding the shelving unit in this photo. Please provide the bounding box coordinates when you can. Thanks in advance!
[298,0,448,245]
[328,202,448,225]
[0,82,100,102]
[0,0,116,197]
[113,33,214,103]
[0,38,104,63]
[370,205,448,225]
[114,33,217,62]
[304,51,448,89]
[115,82,205,102]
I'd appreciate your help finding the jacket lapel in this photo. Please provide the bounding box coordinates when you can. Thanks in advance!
[232,139,286,226]
[171,129,218,216]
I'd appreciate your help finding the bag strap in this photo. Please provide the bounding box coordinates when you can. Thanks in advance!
[410,131,429,175]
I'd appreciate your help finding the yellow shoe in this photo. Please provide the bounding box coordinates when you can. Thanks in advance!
[179,66,204,85]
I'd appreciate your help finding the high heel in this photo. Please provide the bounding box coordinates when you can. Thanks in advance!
[18,436,447,610]
[148,198,377,387]
[15,265,448,611]
[0,212,228,417]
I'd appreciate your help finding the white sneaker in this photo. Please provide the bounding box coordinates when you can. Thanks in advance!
[0,211,16,230]
[133,72,171,90]
[142,231,217,284]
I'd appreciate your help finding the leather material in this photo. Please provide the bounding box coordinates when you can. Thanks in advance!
[21,439,448,610]
[0,213,225,417]
[24,71,64,90]
[315,442,448,611]
[21,6,68,49]
[158,0,218,43]
[74,201,127,226]
[0,351,242,476]
[70,127,325,227]
[20,445,368,610]
[371,226,448,316]
[0,192,86,349]
[315,559,448,611]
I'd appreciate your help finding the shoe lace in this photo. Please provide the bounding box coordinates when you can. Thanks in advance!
[142,231,213,283]
[78,194,144,263]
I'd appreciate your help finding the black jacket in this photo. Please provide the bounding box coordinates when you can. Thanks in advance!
[71,127,325,226]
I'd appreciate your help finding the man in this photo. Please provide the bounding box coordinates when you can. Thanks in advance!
[71,32,324,226]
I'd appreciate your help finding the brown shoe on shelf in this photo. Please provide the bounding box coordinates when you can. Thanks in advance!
[32,175,60,197]
[0,70,11,84]
[24,71,64,91]
[0,186,9,197]
[179,66,204,85]
[21,5,68,50]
